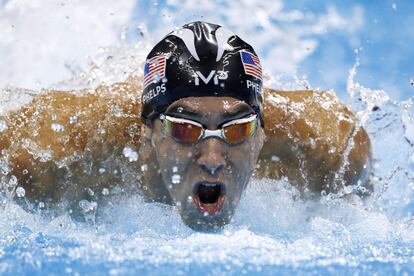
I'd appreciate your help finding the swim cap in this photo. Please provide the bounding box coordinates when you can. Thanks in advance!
[141,21,264,126]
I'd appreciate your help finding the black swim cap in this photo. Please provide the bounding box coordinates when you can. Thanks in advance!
[141,21,264,126]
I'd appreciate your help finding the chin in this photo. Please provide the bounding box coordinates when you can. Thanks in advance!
[180,211,232,232]
[177,195,237,231]
[169,177,244,231]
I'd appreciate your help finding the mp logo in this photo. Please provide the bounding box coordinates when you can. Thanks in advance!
[193,70,228,86]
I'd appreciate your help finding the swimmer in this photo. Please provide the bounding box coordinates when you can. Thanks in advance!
[0,21,371,230]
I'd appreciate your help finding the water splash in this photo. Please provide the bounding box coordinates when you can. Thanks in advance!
[0,1,413,274]
[1,38,414,276]
[348,59,414,218]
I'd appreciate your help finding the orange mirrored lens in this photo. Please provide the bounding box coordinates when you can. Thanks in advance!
[223,120,256,144]
[167,121,202,144]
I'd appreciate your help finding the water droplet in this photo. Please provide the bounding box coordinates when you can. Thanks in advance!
[51,123,65,132]
[122,146,138,162]
[344,185,353,194]
[78,200,98,214]
[16,186,25,197]
[69,115,77,124]
[137,25,145,37]
[0,120,7,132]
[141,164,148,172]
[309,138,316,149]
[9,175,18,188]
[86,187,94,196]
[271,155,280,162]
[99,168,106,174]
[102,188,109,196]
[171,174,181,184]
[153,72,161,82]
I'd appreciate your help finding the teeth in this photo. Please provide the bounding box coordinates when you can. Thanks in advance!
[193,195,225,215]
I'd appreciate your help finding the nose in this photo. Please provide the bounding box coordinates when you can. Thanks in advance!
[197,138,226,176]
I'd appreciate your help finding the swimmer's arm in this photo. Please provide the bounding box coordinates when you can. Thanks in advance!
[257,88,371,193]
[0,83,142,200]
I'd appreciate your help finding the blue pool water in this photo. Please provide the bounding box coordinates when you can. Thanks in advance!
[1,0,414,275]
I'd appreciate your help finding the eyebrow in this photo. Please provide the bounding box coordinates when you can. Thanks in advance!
[165,103,254,126]
[165,106,202,121]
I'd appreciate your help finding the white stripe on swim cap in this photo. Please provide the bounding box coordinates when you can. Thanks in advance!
[215,27,235,62]
[170,28,200,61]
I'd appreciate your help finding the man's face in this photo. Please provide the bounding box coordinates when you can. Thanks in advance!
[150,96,264,230]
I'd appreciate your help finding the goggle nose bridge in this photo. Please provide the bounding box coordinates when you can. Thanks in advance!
[199,129,225,141]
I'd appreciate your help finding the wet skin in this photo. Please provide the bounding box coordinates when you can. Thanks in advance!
[145,97,265,230]
[0,83,371,230]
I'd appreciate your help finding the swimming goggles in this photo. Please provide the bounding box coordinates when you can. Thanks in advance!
[160,114,257,145]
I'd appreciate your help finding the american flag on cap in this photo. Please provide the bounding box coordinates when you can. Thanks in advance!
[143,54,167,88]
[240,50,262,81]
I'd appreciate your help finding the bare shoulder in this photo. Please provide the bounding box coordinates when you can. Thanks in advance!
[257,88,372,193]
[2,83,142,158]
[0,82,142,200]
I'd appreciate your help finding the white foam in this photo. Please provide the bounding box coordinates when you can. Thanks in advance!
[0,0,413,273]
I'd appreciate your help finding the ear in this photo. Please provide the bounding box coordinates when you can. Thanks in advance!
[141,124,153,141]
[146,119,162,148]
[138,124,154,156]
[151,129,157,148]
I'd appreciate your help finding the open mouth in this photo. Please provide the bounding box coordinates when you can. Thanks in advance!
[193,182,226,215]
